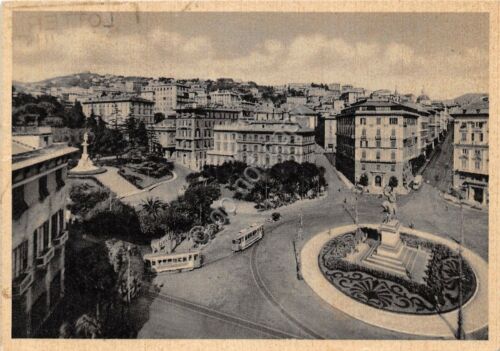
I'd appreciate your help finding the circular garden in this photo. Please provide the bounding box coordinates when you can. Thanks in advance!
[318,230,477,315]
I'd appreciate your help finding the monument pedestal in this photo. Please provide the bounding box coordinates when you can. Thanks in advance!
[362,220,408,276]
[68,132,106,176]
[378,220,403,255]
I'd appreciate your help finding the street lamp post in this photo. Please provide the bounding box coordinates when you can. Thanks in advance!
[457,196,465,340]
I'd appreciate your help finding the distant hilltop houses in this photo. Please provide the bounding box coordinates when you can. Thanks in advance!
[12,73,488,200]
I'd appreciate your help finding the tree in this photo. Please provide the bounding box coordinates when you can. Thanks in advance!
[140,197,165,218]
[154,112,165,124]
[65,244,117,323]
[74,314,102,339]
[68,101,86,128]
[389,176,399,189]
[359,173,369,187]
[125,116,137,146]
[136,121,149,149]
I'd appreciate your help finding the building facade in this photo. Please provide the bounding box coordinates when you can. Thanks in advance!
[148,114,177,159]
[207,121,316,168]
[209,90,241,106]
[81,96,154,127]
[451,98,489,206]
[336,99,421,193]
[11,128,78,337]
[175,106,242,170]
[149,82,189,115]
[323,114,337,153]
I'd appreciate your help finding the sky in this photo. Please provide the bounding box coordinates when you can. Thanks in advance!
[12,12,489,99]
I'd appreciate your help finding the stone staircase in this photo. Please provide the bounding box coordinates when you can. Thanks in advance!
[361,242,430,283]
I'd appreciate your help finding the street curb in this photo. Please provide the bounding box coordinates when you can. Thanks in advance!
[301,223,488,338]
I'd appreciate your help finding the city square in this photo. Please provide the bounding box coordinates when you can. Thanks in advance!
[7,9,490,343]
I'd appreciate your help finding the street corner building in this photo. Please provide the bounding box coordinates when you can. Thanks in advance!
[335,97,451,194]
[450,97,489,207]
[11,127,78,337]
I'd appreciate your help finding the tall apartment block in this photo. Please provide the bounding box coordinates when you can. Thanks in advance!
[11,127,78,337]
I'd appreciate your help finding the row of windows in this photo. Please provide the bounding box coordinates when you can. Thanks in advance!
[461,149,483,157]
[460,159,484,171]
[177,119,215,128]
[360,139,398,148]
[361,150,397,161]
[240,144,300,154]
[13,169,65,220]
[177,139,213,149]
[12,209,65,278]
[360,163,396,172]
[460,132,485,143]
[177,128,212,138]
[359,117,399,125]
[459,121,486,130]
[151,254,199,266]
[361,128,397,137]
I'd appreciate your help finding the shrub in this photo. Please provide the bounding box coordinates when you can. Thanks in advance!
[69,183,111,217]
[271,212,281,221]
[358,173,369,187]
[388,176,398,189]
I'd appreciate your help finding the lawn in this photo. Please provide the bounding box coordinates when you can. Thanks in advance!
[118,165,173,189]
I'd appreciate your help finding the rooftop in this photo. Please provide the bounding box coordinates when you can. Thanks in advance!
[450,98,489,116]
[83,95,154,104]
[12,142,78,171]
[214,120,314,133]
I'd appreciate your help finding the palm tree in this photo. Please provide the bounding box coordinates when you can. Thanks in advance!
[140,197,165,218]
[74,313,102,338]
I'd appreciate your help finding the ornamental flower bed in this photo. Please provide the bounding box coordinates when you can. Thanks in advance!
[318,231,476,315]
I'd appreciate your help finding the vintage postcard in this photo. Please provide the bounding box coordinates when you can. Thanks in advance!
[1,1,498,351]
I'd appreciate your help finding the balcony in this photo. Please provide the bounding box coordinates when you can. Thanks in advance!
[12,270,34,297]
[36,247,55,270]
[53,230,69,248]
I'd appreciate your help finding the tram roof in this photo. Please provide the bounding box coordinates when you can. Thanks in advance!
[144,250,200,260]
[236,223,263,237]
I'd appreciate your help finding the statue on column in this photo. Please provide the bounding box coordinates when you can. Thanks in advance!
[69,130,106,175]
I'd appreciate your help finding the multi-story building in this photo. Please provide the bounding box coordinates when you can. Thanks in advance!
[289,105,319,129]
[147,113,177,159]
[149,82,189,115]
[340,88,366,106]
[286,95,307,106]
[188,88,209,106]
[81,95,154,127]
[323,114,337,153]
[209,90,241,106]
[328,83,341,93]
[11,127,78,337]
[336,99,421,193]
[175,106,242,170]
[451,98,489,206]
[206,121,316,167]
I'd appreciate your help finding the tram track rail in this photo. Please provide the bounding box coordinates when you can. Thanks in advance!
[144,290,301,339]
[249,240,324,339]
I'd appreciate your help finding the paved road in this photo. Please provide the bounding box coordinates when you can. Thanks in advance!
[120,162,191,207]
[138,153,488,339]
[143,290,301,339]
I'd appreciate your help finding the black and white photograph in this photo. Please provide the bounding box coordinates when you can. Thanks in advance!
[4,3,494,346]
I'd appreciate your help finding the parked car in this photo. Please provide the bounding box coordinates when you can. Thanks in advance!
[411,175,423,190]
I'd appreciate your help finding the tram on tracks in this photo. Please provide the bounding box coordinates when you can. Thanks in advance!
[144,250,202,273]
[231,223,264,252]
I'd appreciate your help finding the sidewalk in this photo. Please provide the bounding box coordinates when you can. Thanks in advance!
[94,166,138,196]
[301,224,488,338]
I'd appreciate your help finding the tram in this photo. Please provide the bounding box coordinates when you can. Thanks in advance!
[231,223,264,252]
[144,250,202,273]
